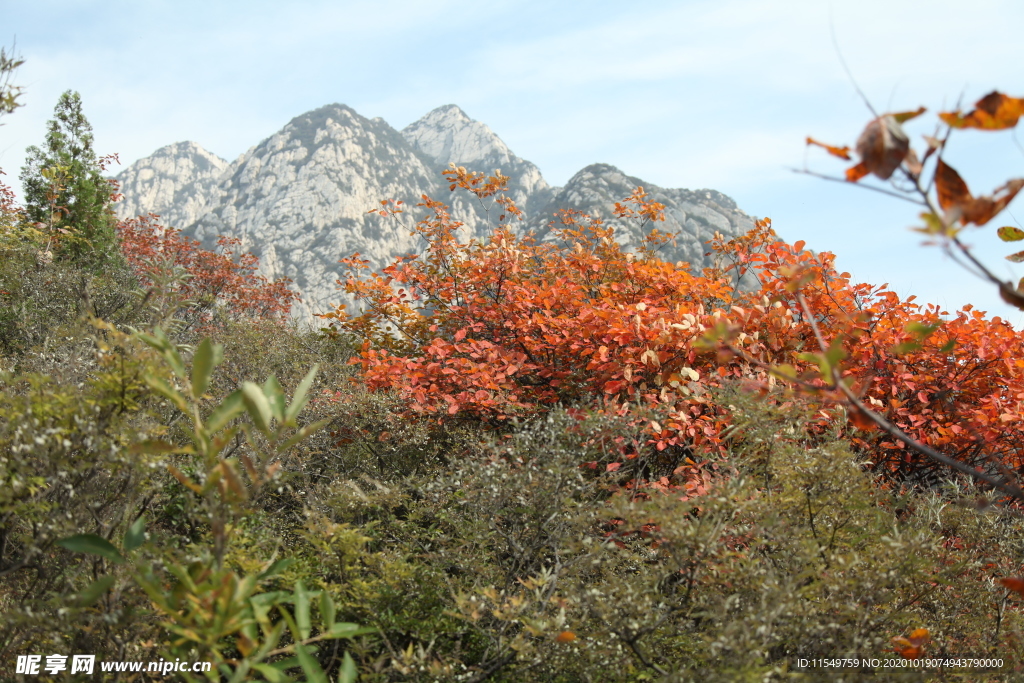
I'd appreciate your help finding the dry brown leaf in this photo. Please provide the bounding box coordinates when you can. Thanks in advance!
[856,115,910,180]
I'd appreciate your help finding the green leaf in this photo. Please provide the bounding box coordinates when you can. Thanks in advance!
[325,623,377,639]
[285,365,320,425]
[295,643,328,683]
[251,664,295,683]
[319,590,336,630]
[136,331,166,352]
[916,211,946,235]
[206,389,245,434]
[143,375,190,413]
[295,580,312,641]
[128,439,193,456]
[263,375,286,423]
[258,558,296,582]
[56,534,126,564]
[338,652,357,683]
[254,621,287,660]
[153,328,187,379]
[998,226,1024,242]
[191,338,218,398]
[940,339,956,354]
[242,381,273,433]
[76,575,116,606]
[905,321,941,338]
[123,516,146,553]
[275,419,331,455]
[770,364,798,381]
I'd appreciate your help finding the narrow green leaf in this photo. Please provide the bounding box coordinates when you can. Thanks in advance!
[207,389,245,434]
[254,621,286,661]
[123,516,146,553]
[319,590,336,630]
[770,364,798,381]
[251,664,295,683]
[258,558,296,582]
[338,652,357,683]
[285,365,319,425]
[905,321,941,338]
[191,338,217,398]
[276,419,330,455]
[295,580,312,641]
[266,656,300,673]
[263,375,286,423]
[998,226,1024,242]
[128,439,193,456]
[891,342,922,355]
[143,375,189,413]
[242,382,273,433]
[226,661,252,683]
[277,603,301,642]
[940,339,956,354]
[295,643,328,683]
[325,623,377,639]
[76,575,116,606]
[56,534,126,564]
[136,331,165,352]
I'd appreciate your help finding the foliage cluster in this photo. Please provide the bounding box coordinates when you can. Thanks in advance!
[4,86,1024,683]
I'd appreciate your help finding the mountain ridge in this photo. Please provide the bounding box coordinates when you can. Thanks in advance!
[115,104,758,321]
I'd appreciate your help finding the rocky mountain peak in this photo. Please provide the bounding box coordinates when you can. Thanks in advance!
[114,141,228,230]
[401,104,510,167]
[115,103,758,323]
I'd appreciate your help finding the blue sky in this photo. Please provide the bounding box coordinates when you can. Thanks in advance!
[3,0,1023,323]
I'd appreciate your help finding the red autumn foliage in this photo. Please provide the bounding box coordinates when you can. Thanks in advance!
[117,213,299,323]
[325,169,1024,492]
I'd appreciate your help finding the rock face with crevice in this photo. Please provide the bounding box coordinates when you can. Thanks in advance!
[116,104,758,322]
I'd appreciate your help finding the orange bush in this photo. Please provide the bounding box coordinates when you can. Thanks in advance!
[117,213,299,323]
[326,169,1024,491]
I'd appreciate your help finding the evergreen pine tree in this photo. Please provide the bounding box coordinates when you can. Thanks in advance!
[20,90,119,268]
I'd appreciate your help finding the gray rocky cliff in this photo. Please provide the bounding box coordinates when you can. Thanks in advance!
[114,141,228,231]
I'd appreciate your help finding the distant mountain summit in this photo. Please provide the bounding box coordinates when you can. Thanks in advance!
[115,141,228,232]
[115,104,757,321]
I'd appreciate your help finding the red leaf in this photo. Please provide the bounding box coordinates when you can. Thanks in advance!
[999,577,1024,595]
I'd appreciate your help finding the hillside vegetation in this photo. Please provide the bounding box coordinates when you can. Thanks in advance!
[4,88,1024,682]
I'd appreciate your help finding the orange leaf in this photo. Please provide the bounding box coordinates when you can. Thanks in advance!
[555,631,576,643]
[848,406,878,432]
[891,627,929,659]
[940,91,1024,130]
[806,136,852,160]
[891,106,927,124]
[845,161,870,183]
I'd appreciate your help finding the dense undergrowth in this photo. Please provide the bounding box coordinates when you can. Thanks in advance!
[3,160,1024,683]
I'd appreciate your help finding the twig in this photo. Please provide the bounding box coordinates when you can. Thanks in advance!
[791,168,926,205]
